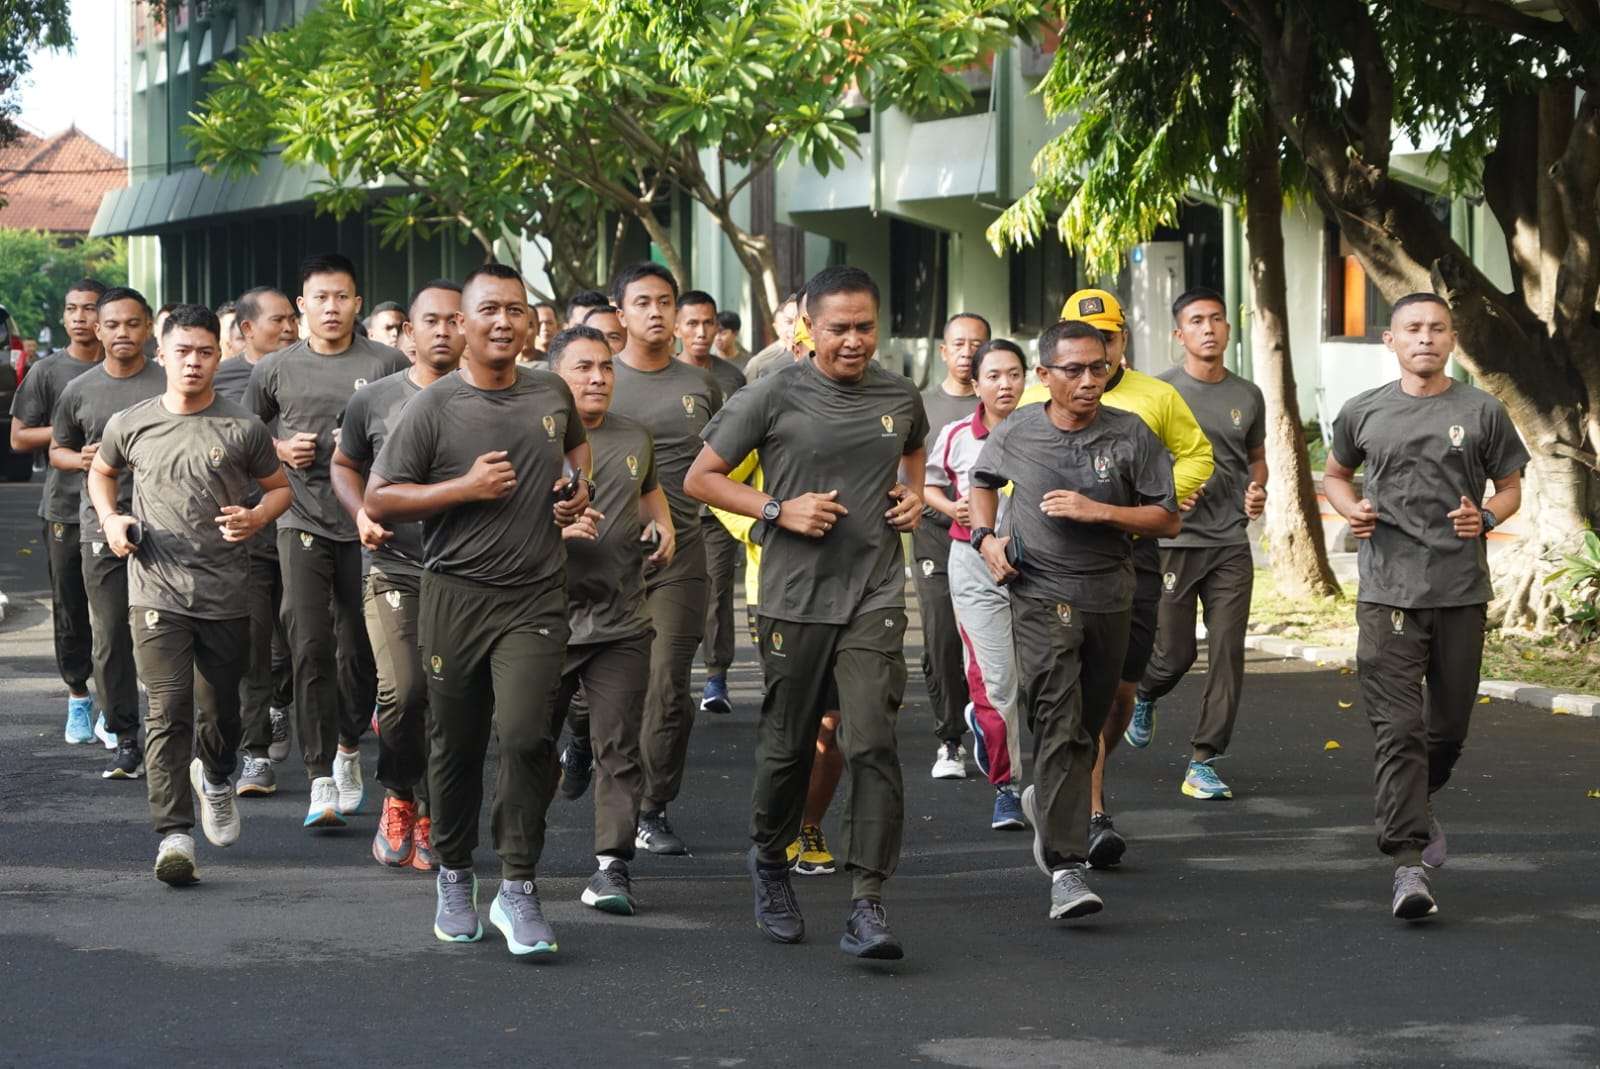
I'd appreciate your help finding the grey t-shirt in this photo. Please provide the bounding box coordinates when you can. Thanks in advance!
[371,366,585,587]
[53,360,168,541]
[9,350,103,522]
[744,343,794,382]
[912,383,978,564]
[972,403,1176,614]
[702,357,929,625]
[212,354,279,561]
[97,395,280,619]
[244,335,408,541]
[566,413,658,645]
[611,355,723,558]
[1331,380,1529,609]
[339,370,427,583]
[1157,366,1265,549]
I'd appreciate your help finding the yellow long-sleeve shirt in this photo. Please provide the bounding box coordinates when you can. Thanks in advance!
[1018,366,1214,501]
[710,450,765,606]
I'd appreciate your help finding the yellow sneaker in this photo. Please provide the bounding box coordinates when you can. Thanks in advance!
[786,838,802,868]
[795,824,835,876]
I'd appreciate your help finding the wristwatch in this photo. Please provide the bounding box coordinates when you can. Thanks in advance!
[761,498,782,524]
[1481,507,1499,533]
[969,526,995,551]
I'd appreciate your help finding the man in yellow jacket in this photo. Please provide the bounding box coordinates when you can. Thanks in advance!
[1016,289,1213,868]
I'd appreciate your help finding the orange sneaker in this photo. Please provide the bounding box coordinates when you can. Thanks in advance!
[411,815,440,872]
[372,796,417,867]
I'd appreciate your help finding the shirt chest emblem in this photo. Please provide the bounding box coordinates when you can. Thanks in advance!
[542,415,557,440]
[207,445,224,468]
[626,454,639,479]
[1230,407,1242,429]
[880,414,895,436]
[1093,454,1112,482]
[354,378,368,391]
[1448,424,1465,450]
[681,395,697,419]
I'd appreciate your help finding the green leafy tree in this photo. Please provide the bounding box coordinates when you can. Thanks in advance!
[0,229,127,340]
[0,0,72,155]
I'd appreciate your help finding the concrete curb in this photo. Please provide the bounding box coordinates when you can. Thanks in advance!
[1242,632,1600,718]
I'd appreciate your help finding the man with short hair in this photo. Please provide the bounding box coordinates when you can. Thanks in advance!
[365,262,591,957]
[365,302,408,352]
[919,312,987,780]
[686,264,927,960]
[245,252,408,829]
[215,286,300,790]
[675,289,748,717]
[582,305,627,354]
[743,294,801,382]
[52,287,168,780]
[9,277,106,745]
[332,279,465,871]
[89,303,291,885]
[1324,293,1526,921]
[970,320,1178,921]
[608,262,724,856]
[216,301,238,356]
[565,289,611,329]
[714,310,749,367]
[1131,288,1267,801]
[532,301,560,358]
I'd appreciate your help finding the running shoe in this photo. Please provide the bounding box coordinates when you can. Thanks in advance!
[1391,865,1438,920]
[558,742,593,801]
[332,748,365,814]
[434,867,483,942]
[635,809,688,855]
[267,707,291,763]
[581,861,636,916]
[304,777,345,828]
[102,740,144,780]
[1049,865,1104,920]
[700,674,733,715]
[1021,785,1049,876]
[1181,757,1233,800]
[1423,801,1447,869]
[411,816,440,871]
[840,898,903,960]
[1124,695,1156,748]
[748,846,805,943]
[94,713,118,750]
[491,879,558,956]
[154,833,199,886]
[190,757,240,847]
[236,755,276,797]
[992,786,1026,830]
[963,703,991,779]
[373,796,418,867]
[64,695,95,745]
[1087,812,1126,869]
[795,824,835,875]
[931,740,968,780]
[786,837,802,868]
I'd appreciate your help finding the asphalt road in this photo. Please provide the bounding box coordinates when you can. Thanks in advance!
[1,480,1597,1068]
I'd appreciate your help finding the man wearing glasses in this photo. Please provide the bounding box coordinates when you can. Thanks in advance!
[967,320,1178,921]
[1015,290,1212,870]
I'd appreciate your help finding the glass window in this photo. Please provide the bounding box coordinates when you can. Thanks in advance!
[889,217,949,337]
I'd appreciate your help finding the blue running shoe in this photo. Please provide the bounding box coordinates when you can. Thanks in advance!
[1124,695,1155,749]
[992,786,1026,830]
[491,879,558,957]
[700,674,733,715]
[963,703,991,780]
[1182,758,1233,800]
[64,696,95,745]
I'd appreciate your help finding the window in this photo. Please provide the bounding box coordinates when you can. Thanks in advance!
[889,217,949,337]
[1153,203,1225,296]
[1008,226,1078,335]
[1324,187,1449,341]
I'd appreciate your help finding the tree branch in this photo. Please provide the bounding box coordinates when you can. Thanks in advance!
[1548,88,1600,341]
[1417,0,1579,41]
[1482,87,1546,317]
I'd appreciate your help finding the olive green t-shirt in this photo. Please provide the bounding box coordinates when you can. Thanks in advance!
[212,354,279,561]
[96,395,280,619]
[52,360,168,541]
[244,335,408,541]
[1157,366,1265,549]
[9,350,104,522]
[912,383,978,565]
[702,357,929,625]
[611,355,723,564]
[338,370,425,582]
[371,365,585,587]
[566,413,658,645]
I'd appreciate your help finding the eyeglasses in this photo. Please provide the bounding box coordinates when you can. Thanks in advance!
[1040,360,1112,379]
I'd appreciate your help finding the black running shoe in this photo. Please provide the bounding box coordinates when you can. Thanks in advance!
[635,809,688,855]
[558,742,593,801]
[747,846,804,944]
[840,898,904,960]
[102,740,144,780]
[581,862,636,916]
[1087,811,1126,869]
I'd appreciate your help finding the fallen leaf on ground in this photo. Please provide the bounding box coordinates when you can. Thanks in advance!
[1477,696,1490,704]
[1587,790,1600,799]
[17,548,31,556]
[1323,740,1341,751]
[1337,700,1353,709]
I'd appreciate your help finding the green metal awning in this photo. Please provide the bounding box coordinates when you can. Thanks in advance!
[90,157,340,238]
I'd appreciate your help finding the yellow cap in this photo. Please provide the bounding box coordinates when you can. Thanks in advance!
[1060,288,1125,333]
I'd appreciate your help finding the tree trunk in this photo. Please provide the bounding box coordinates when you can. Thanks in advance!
[1241,120,1342,599]
[704,202,779,335]
[631,202,690,291]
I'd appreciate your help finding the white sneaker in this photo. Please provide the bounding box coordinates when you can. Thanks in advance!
[94,713,118,750]
[154,832,199,886]
[332,748,365,814]
[304,776,346,828]
[189,757,240,847]
[931,740,968,780]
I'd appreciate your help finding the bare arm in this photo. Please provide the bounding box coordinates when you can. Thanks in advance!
[330,447,368,523]
[12,422,52,452]
[640,485,675,565]
[1322,455,1377,538]
[50,437,96,473]
[1039,491,1180,538]
[365,450,517,524]
[1244,445,1268,520]
[924,483,961,522]
[885,447,926,532]
[87,458,137,558]
[685,443,847,538]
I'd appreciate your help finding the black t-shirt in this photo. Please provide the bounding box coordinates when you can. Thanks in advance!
[339,370,427,582]
[52,360,168,541]
[371,366,585,587]
[9,350,103,522]
[703,357,928,624]
[566,413,658,644]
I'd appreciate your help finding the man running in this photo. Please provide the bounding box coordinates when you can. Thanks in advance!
[686,264,926,961]
[714,310,750,368]
[608,262,724,856]
[918,313,987,780]
[215,286,300,791]
[674,289,747,718]
[582,305,627,354]
[332,279,465,872]
[564,290,610,329]
[365,262,591,956]
[1131,288,1267,800]
[9,277,106,746]
[1324,293,1526,921]
[969,320,1178,921]
[245,253,408,828]
[551,324,676,915]
[51,287,167,781]
[89,303,290,885]
[365,302,408,352]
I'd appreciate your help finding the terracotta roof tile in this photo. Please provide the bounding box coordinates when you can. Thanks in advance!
[0,127,128,233]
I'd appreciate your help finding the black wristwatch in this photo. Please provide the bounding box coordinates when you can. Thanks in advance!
[969,526,995,550]
[761,497,782,524]
[1481,507,1499,533]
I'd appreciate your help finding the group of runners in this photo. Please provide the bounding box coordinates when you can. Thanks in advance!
[8,250,1526,959]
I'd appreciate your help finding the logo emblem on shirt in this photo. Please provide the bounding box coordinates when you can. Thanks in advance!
[1230,408,1242,429]
[626,454,639,479]
[354,378,368,391]
[1391,609,1405,634]
[92,541,103,556]
[430,654,443,674]
[1093,454,1111,482]
[771,631,784,652]
[300,532,314,549]
[385,589,402,609]
[881,414,894,435]
[1448,424,1465,448]
[921,558,935,577]
[144,609,160,629]
[543,415,556,439]
[1163,571,1176,593]
[208,445,224,468]
[51,522,64,541]
[1056,603,1073,626]
[681,395,696,418]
